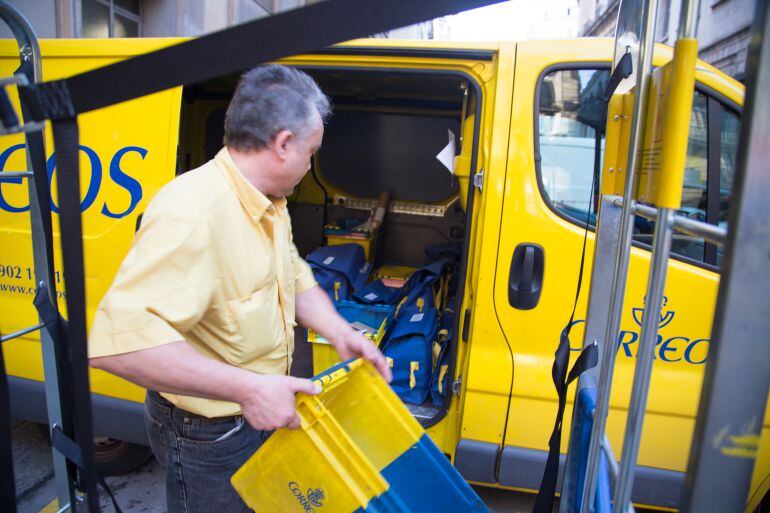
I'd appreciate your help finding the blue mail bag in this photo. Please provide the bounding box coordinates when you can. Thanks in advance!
[401,258,451,311]
[352,279,403,305]
[382,307,438,405]
[306,244,371,302]
[425,241,462,263]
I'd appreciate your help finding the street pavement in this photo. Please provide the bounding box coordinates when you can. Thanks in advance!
[11,419,543,513]
[11,337,625,513]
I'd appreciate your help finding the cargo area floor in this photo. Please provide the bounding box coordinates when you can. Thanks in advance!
[406,402,442,423]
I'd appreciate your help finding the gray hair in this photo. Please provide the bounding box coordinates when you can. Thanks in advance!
[224,65,331,151]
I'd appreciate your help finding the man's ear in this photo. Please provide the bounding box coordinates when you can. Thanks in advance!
[273,130,293,160]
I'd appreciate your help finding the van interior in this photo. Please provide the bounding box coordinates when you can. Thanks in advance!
[177,67,479,426]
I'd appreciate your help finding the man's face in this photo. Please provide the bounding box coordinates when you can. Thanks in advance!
[276,112,324,197]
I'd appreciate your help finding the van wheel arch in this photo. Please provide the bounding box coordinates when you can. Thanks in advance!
[93,436,151,476]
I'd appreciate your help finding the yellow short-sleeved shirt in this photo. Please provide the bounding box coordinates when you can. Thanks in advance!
[89,147,317,417]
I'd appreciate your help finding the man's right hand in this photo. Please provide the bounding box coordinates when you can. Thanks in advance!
[89,341,321,431]
[239,374,321,430]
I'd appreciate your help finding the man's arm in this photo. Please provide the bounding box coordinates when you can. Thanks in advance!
[90,342,319,430]
[295,285,392,382]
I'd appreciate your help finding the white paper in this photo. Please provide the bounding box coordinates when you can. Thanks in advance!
[350,321,375,335]
[410,313,425,323]
[323,256,335,265]
[436,129,456,174]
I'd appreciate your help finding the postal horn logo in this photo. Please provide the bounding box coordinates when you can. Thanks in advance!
[307,488,325,508]
[631,295,675,329]
[288,482,325,512]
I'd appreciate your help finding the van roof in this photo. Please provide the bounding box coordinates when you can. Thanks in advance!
[0,36,612,58]
[0,36,742,105]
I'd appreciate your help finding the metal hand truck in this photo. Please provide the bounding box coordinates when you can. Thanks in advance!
[557,0,770,511]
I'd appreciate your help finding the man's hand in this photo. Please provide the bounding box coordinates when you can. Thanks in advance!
[332,329,392,383]
[239,375,321,430]
[90,341,321,431]
[296,285,393,383]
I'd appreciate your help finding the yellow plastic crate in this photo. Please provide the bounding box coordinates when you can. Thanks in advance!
[326,231,379,262]
[231,359,490,513]
[371,265,416,289]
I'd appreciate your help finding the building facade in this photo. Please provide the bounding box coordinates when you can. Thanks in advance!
[0,0,325,39]
[578,0,755,79]
[0,0,431,41]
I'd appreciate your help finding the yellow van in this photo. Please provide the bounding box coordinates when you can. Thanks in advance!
[0,37,767,510]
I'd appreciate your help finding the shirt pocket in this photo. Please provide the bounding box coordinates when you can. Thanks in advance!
[222,280,281,364]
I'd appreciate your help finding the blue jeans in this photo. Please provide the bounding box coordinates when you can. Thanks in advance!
[144,390,270,513]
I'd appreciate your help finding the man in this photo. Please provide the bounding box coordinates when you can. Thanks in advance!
[88,65,391,513]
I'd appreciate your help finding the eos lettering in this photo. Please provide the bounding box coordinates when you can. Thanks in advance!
[0,143,145,219]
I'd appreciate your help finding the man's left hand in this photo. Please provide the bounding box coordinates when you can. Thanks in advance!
[332,330,392,383]
[295,285,392,383]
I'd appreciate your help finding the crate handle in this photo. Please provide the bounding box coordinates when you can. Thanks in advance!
[311,357,360,386]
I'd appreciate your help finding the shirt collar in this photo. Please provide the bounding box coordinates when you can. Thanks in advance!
[215,147,286,222]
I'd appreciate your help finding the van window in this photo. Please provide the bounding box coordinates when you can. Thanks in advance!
[82,0,141,38]
[682,92,708,221]
[716,108,739,266]
[632,92,740,266]
[656,91,710,263]
[536,67,740,268]
[537,68,608,223]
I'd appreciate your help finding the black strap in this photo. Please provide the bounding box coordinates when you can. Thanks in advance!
[532,186,599,513]
[34,287,125,512]
[0,333,18,513]
[51,426,87,475]
[0,84,19,128]
[532,53,633,513]
[531,131,600,512]
[48,118,102,513]
[20,0,501,121]
[603,52,633,103]
[27,124,106,513]
[51,427,123,513]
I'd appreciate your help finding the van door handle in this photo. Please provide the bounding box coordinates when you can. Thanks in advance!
[508,243,544,310]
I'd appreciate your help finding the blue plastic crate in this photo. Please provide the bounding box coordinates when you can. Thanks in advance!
[232,359,491,513]
[308,301,395,373]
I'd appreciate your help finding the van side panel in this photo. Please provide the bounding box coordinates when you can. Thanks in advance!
[489,38,768,509]
[498,38,718,469]
[0,40,182,404]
